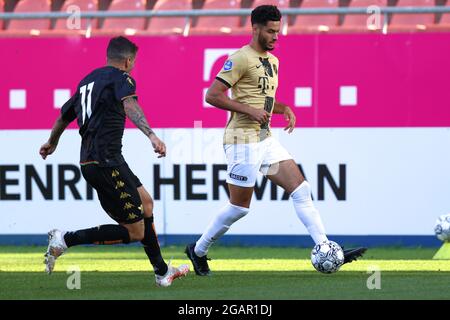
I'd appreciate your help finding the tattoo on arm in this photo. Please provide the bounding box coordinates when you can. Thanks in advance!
[123,97,154,138]
[48,115,70,145]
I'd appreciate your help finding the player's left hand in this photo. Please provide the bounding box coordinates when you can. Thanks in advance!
[39,142,57,160]
[149,134,166,158]
[283,107,296,134]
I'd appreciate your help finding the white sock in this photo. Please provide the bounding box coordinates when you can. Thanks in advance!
[195,202,249,257]
[291,181,328,245]
[60,230,68,249]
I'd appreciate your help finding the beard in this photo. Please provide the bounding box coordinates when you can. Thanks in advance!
[258,34,274,51]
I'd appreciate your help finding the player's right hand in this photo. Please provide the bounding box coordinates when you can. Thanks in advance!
[247,108,270,124]
[149,134,166,158]
[39,142,56,160]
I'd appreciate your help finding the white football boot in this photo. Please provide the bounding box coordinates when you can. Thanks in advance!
[155,263,189,287]
[44,229,68,274]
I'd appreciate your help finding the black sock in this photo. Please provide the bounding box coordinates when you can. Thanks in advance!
[141,216,168,276]
[64,225,131,247]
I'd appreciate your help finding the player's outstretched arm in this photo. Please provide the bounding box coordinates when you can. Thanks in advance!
[206,79,269,124]
[123,97,166,158]
[39,115,71,159]
[274,100,296,134]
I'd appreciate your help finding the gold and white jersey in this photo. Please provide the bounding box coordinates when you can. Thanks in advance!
[216,45,279,144]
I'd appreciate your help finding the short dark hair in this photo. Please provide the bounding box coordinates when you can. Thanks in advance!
[107,36,138,62]
[251,5,281,26]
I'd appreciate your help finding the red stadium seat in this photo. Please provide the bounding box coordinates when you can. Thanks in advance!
[54,0,98,33]
[192,0,242,34]
[147,0,192,35]
[289,0,339,33]
[7,0,51,33]
[250,0,290,8]
[101,0,146,34]
[0,0,4,30]
[440,8,450,29]
[340,0,388,33]
[389,0,435,32]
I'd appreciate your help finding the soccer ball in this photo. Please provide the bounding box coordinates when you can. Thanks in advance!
[311,241,345,274]
[434,214,450,242]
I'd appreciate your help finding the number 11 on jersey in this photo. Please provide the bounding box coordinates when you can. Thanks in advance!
[80,82,94,125]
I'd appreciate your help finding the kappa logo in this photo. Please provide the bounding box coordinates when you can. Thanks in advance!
[127,213,138,220]
[229,173,248,182]
[115,181,125,189]
[120,192,131,199]
[123,202,135,210]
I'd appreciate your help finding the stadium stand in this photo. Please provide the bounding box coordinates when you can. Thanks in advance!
[147,0,191,35]
[340,0,388,32]
[440,6,450,28]
[101,0,147,35]
[390,0,435,31]
[0,0,3,30]
[191,0,242,34]
[249,0,289,10]
[54,0,98,33]
[289,0,339,33]
[0,0,450,35]
[7,0,51,34]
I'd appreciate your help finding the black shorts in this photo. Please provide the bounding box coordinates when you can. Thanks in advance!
[81,162,144,224]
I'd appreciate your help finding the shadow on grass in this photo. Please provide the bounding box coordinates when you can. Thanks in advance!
[0,271,449,300]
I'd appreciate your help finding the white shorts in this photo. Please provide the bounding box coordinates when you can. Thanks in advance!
[224,137,293,187]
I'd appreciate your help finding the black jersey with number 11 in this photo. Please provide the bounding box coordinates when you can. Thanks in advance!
[60,66,137,167]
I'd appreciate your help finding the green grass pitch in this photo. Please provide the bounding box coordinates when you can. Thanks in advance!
[0,245,449,300]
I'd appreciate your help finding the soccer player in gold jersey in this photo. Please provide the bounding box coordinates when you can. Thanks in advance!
[185,5,366,275]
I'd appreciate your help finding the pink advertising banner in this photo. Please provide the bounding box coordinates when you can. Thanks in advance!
[1,34,449,129]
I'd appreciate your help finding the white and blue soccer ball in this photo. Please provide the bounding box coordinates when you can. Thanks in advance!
[311,240,345,274]
[434,214,450,242]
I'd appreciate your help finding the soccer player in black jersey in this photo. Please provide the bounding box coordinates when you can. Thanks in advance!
[39,36,188,287]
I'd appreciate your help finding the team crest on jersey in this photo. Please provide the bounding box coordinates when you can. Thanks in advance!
[223,60,233,71]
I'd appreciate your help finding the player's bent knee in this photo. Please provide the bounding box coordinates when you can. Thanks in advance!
[228,184,253,208]
[230,200,251,208]
[266,162,280,176]
[228,203,250,223]
[229,192,253,208]
[135,231,145,242]
[125,220,145,242]
[290,181,313,203]
[217,202,250,226]
[130,229,144,242]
